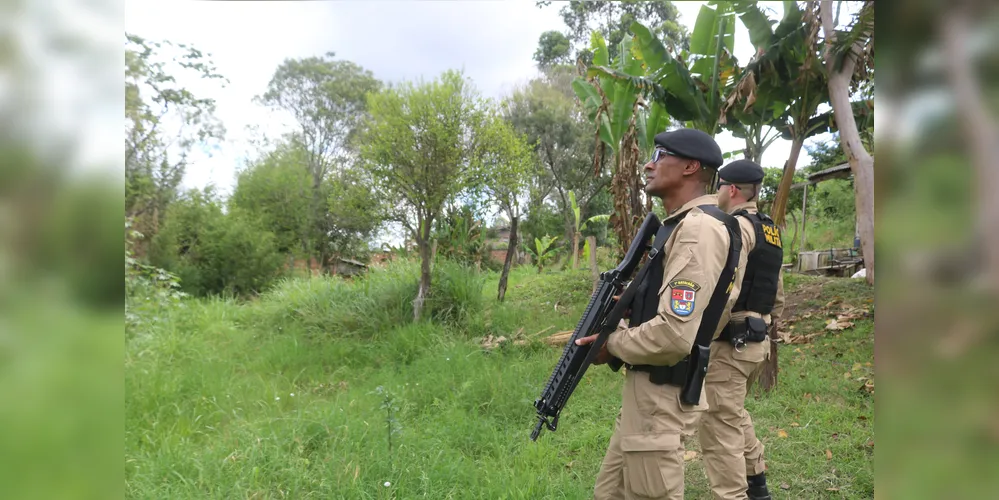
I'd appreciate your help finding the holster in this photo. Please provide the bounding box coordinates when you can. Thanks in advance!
[716,316,769,349]
[680,344,710,405]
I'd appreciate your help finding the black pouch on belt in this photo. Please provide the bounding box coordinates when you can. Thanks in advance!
[745,316,768,342]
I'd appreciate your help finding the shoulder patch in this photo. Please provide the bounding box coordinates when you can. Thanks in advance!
[668,279,700,317]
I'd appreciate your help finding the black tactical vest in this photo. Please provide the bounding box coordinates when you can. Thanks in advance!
[628,215,684,327]
[732,210,783,314]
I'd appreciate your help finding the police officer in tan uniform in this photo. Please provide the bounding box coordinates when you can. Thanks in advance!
[575,128,742,500]
[699,159,785,500]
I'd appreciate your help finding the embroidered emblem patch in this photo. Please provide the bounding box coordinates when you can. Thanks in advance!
[669,279,701,317]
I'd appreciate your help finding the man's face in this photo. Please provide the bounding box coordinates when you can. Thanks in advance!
[643,148,688,197]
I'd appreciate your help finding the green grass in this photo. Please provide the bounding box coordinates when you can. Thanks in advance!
[126,261,874,499]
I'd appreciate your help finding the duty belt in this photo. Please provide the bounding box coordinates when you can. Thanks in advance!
[625,357,689,387]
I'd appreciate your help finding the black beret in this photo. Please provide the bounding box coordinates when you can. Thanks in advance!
[719,159,765,184]
[653,128,723,169]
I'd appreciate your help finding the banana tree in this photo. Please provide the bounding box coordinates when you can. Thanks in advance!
[568,189,611,269]
[585,3,741,138]
[522,234,560,274]
[572,30,674,260]
[722,1,874,223]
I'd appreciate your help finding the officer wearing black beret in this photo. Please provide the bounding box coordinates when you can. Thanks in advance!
[579,127,745,500]
[717,159,766,203]
[653,128,725,169]
[699,155,784,500]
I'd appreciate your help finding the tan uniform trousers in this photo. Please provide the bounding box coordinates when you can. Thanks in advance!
[593,370,707,499]
[697,338,769,500]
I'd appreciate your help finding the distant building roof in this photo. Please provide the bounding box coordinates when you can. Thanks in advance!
[792,162,853,189]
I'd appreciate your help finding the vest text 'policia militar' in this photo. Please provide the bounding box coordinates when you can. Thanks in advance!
[731,210,783,315]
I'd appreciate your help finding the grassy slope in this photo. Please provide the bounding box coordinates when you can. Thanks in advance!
[125,263,873,499]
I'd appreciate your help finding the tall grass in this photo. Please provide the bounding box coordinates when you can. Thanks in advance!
[126,267,874,499]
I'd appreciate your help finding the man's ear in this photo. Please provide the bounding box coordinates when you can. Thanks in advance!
[681,160,702,177]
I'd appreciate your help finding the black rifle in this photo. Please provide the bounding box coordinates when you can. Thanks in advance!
[530,212,664,441]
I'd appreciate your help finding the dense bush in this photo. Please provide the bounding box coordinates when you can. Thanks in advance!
[149,189,286,297]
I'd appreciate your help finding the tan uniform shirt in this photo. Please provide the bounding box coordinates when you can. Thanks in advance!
[727,202,785,325]
[606,194,737,367]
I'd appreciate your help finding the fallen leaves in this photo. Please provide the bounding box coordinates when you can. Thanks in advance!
[683,450,699,461]
[826,318,854,331]
[778,429,789,438]
[859,378,875,394]
[782,300,871,344]
[780,483,790,490]
[826,449,833,460]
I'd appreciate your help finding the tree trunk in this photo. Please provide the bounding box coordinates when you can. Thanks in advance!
[941,7,999,291]
[572,231,580,269]
[588,235,599,291]
[754,323,780,392]
[414,237,432,321]
[770,137,805,227]
[497,216,518,302]
[821,0,875,285]
[610,152,634,260]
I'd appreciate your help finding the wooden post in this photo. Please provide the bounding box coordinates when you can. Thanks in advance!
[587,236,599,290]
[800,183,808,251]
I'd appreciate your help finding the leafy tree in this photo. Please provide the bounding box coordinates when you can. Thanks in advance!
[533,31,573,68]
[125,33,227,252]
[804,136,848,174]
[536,0,689,66]
[256,53,382,272]
[472,113,537,301]
[230,142,312,259]
[503,72,608,255]
[360,70,493,320]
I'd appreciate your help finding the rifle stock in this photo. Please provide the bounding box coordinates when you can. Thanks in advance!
[530,213,662,441]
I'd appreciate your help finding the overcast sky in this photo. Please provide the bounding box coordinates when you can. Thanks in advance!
[124,0,828,197]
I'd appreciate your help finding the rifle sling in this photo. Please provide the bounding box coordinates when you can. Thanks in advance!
[690,205,743,353]
[599,218,681,336]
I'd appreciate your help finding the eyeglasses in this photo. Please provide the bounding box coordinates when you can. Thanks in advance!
[717,181,742,191]
[650,148,682,163]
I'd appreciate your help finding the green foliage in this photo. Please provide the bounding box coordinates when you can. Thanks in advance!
[539,0,689,64]
[504,71,606,233]
[125,33,227,240]
[803,136,848,174]
[230,142,312,255]
[125,219,187,333]
[759,166,806,215]
[150,188,286,297]
[36,177,124,308]
[521,202,565,251]
[244,257,483,342]
[257,53,381,170]
[434,206,488,269]
[522,234,560,273]
[533,30,572,67]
